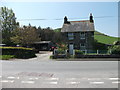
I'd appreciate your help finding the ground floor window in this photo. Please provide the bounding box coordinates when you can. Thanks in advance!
[80,43,86,50]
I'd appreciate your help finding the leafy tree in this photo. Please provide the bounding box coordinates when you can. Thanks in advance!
[92,40,108,50]
[38,27,54,41]
[52,32,67,44]
[0,7,19,45]
[113,40,120,45]
[37,27,67,44]
[108,45,120,55]
[11,25,40,46]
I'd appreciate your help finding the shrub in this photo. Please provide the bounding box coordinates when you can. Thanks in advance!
[0,55,15,60]
[109,45,120,55]
[1,47,36,59]
[57,48,66,54]
[75,50,84,55]
[49,55,54,59]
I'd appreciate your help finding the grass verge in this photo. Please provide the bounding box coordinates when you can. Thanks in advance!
[0,55,15,60]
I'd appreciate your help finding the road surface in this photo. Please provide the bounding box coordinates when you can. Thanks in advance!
[0,51,119,88]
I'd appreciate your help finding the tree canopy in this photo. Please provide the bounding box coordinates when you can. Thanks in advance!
[11,25,40,46]
[0,6,67,46]
[0,7,19,45]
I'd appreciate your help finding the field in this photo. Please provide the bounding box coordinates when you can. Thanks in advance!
[94,31,119,45]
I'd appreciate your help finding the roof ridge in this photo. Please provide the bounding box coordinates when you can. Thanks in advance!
[70,20,89,22]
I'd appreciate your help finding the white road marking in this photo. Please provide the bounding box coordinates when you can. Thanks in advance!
[46,78,59,80]
[66,81,80,84]
[44,81,58,84]
[66,78,77,80]
[109,78,119,80]
[1,80,14,83]
[112,81,120,84]
[88,78,101,80]
[21,81,35,84]
[90,81,104,84]
[29,78,38,80]
[7,76,19,79]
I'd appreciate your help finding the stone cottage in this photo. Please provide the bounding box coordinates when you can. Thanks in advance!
[61,13,95,54]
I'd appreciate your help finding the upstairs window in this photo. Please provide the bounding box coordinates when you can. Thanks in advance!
[80,43,85,47]
[80,32,85,39]
[68,33,74,40]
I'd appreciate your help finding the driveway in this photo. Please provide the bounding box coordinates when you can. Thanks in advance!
[9,51,53,61]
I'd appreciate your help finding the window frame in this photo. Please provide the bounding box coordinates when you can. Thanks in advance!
[80,32,85,39]
[80,43,86,50]
[68,32,74,40]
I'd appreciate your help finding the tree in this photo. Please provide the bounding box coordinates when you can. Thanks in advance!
[109,45,120,55]
[11,25,40,46]
[38,27,55,41]
[0,7,19,45]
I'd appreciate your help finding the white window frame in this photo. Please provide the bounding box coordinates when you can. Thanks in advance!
[80,43,86,50]
[68,33,74,40]
[80,32,85,39]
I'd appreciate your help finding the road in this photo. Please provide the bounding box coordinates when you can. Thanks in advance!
[0,51,119,88]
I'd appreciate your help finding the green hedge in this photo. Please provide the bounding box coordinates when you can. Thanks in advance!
[57,48,66,54]
[109,45,120,55]
[75,50,84,55]
[1,47,36,59]
[0,55,15,60]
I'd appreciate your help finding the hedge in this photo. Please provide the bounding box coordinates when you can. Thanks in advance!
[110,45,120,55]
[0,55,15,60]
[1,47,36,59]
[75,50,84,55]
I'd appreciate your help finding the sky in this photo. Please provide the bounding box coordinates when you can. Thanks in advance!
[0,1,119,37]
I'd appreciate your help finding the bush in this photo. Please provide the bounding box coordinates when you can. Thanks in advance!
[1,47,36,59]
[0,55,15,60]
[109,45,120,55]
[75,50,84,55]
[57,48,66,54]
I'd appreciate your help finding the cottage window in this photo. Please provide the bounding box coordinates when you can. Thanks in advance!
[80,43,86,50]
[80,32,85,39]
[68,33,74,40]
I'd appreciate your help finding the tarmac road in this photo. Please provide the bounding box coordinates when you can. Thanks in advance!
[0,51,119,88]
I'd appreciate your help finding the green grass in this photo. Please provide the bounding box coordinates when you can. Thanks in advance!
[54,28,61,32]
[94,31,119,45]
[0,46,33,50]
[0,55,15,60]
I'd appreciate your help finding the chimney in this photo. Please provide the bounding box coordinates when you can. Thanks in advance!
[64,16,68,24]
[89,13,94,23]
[64,16,70,24]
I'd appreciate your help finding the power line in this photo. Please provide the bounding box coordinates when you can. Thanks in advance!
[17,16,116,21]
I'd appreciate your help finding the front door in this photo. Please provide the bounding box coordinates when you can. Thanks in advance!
[69,44,74,55]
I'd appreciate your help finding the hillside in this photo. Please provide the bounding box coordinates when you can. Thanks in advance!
[94,31,119,45]
[54,28,119,45]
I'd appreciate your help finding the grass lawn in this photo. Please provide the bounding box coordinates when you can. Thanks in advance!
[0,55,15,60]
[94,31,119,45]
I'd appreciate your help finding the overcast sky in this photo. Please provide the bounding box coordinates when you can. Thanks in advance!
[0,1,119,37]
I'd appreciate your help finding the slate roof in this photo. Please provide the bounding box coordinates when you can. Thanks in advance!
[61,20,95,32]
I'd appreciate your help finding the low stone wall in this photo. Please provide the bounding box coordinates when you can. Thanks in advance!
[53,54,66,59]
[75,54,120,58]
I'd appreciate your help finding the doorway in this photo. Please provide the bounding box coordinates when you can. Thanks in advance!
[69,44,74,55]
